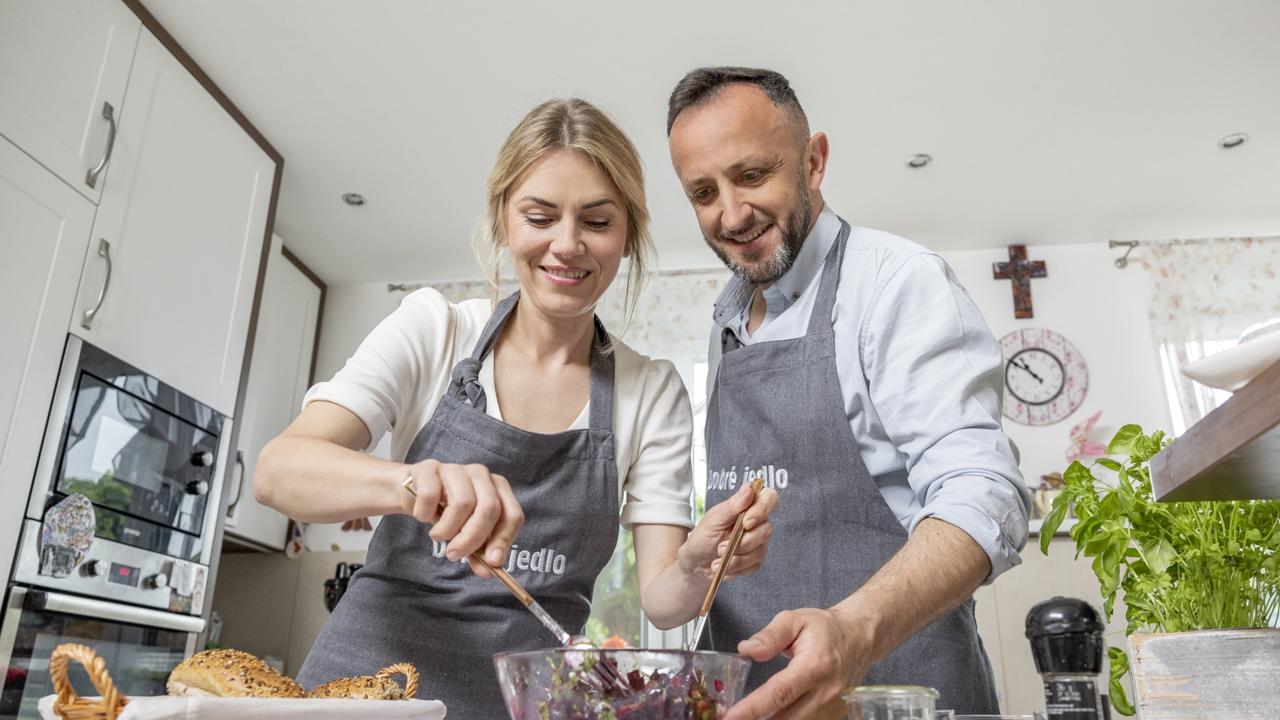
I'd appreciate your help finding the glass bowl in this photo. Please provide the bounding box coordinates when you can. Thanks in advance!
[493,647,750,719]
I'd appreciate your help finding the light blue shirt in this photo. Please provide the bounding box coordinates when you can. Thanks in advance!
[712,205,1030,581]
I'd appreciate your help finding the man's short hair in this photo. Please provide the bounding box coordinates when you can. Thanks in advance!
[666,66,808,136]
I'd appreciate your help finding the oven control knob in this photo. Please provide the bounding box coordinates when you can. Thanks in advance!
[146,572,168,589]
[83,559,106,577]
[185,480,209,496]
[191,451,215,467]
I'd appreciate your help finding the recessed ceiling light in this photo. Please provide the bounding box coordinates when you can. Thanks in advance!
[1218,133,1249,150]
[342,192,366,207]
[906,154,932,169]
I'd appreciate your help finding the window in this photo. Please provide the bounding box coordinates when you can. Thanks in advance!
[583,359,711,649]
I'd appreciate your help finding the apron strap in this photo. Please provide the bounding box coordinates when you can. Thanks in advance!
[449,290,615,432]
[802,219,851,337]
[469,291,522,362]
[445,291,521,414]
[587,319,615,432]
[718,218,852,353]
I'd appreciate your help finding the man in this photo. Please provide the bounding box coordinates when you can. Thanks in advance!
[666,67,1031,719]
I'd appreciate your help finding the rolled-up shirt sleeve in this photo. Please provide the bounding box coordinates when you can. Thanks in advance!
[619,359,696,529]
[861,254,1031,582]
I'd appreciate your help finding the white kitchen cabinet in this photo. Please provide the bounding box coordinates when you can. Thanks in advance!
[225,236,323,550]
[70,29,276,417]
[0,0,140,203]
[0,136,95,591]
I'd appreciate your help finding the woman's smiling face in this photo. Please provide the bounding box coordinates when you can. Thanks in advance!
[504,149,628,319]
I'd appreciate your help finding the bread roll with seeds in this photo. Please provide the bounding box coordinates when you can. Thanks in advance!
[308,662,418,700]
[166,649,304,698]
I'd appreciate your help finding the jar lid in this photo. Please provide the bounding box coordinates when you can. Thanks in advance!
[1025,596,1104,638]
[842,685,940,701]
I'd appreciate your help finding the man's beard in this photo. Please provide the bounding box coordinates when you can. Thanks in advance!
[707,180,812,285]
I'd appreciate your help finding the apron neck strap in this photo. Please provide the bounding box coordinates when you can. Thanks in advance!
[802,219,851,336]
[452,290,615,432]
[469,291,521,362]
[586,321,615,431]
[718,218,852,354]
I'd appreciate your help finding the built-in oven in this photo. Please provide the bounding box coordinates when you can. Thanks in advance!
[0,587,201,718]
[2,336,230,718]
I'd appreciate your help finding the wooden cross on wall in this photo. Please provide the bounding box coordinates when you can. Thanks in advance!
[992,244,1047,319]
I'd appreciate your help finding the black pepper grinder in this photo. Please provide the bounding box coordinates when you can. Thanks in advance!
[1025,597,1112,720]
[324,562,363,612]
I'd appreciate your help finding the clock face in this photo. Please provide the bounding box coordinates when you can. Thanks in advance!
[999,328,1087,425]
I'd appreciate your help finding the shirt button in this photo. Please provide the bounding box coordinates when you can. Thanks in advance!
[792,292,800,300]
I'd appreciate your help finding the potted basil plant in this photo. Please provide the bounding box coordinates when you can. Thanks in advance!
[1040,424,1280,717]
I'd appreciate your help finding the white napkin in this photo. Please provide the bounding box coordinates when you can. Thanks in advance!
[39,695,446,719]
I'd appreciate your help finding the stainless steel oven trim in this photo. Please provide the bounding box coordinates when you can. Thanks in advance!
[0,587,24,678]
[26,335,83,521]
[13,519,206,612]
[21,587,206,634]
[200,417,233,566]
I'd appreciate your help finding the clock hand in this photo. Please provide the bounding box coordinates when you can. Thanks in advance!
[1012,358,1045,384]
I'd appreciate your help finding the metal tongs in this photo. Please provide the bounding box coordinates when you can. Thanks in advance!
[687,477,764,652]
[402,476,631,693]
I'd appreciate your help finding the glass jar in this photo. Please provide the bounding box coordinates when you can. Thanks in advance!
[844,685,940,720]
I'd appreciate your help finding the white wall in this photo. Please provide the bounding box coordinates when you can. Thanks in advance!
[937,241,1172,486]
[314,282,404,385]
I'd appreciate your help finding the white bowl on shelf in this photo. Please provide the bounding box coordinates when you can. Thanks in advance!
[1181,319,1280,391]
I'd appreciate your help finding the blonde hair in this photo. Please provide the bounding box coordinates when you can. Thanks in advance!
[474,98,654,332]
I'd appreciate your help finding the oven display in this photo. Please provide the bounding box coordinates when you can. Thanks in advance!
[108,562,140,587]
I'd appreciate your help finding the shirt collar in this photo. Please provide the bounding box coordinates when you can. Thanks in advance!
[713,204,841,327]
[767,204,840,310]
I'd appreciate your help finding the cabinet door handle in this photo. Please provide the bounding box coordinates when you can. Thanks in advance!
[227,450,246,512]
[80,239,112,330]
[84,102,117,189]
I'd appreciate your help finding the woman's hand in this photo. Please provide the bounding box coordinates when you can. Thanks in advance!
[679,482,779,580]
[399,458,524,578]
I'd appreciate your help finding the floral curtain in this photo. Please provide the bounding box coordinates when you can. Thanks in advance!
[430,268,732,359]
[1140,237,1280,432]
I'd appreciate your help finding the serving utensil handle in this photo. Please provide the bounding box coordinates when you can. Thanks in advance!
[699,478,763,616]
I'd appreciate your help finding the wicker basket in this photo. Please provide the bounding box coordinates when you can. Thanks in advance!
[45,644,425,719]
[47,643,129,720]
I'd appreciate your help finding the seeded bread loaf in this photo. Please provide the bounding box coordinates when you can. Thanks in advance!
[308,662,419,700]
[166,649,304,698]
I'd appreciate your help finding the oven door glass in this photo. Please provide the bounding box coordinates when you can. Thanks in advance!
[1,594,190,719]
[56,373,217,536]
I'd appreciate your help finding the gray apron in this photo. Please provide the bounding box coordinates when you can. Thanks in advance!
[298,291,620,717]
[703,220,1000,714]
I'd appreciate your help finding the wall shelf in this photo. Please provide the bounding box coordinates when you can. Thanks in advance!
[1150,359,1280,502]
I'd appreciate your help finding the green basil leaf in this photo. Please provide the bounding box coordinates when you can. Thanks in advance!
[1064,460,1094,487]
[1107,424,1143,455]
[1040,500,1070,555]
[1140,539,1177,574]
[1108,647,1136,716]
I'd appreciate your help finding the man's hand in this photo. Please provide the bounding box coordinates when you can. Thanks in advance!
[726,518,993,719]
[725,606,874,720]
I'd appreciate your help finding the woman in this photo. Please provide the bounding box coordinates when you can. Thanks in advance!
[255,98,777,716]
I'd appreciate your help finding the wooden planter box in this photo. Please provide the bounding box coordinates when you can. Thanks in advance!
[1129,628,1280,719]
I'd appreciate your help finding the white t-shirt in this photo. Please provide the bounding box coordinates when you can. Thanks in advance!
[304,288,695,528]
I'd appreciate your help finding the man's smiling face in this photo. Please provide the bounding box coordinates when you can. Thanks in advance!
[669,83,820,285]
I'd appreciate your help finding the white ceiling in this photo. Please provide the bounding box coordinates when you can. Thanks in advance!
[142,0,1280,285]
